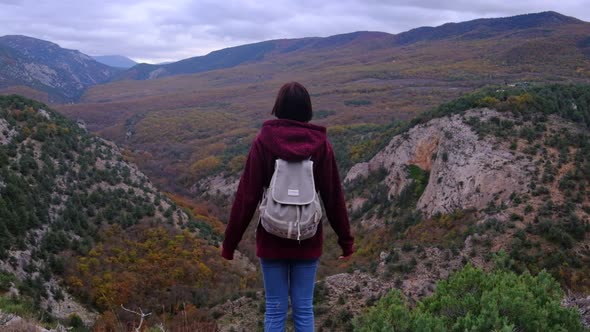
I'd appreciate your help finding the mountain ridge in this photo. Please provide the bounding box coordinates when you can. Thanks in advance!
[395,11,585,45]
[0,35,119,102]
[113,31,393,80]
[117,11,590,81]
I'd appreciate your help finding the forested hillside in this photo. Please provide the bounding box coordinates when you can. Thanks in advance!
[0,95,255,331]
[344,84,590,330]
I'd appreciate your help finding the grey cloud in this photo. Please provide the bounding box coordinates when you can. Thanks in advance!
[0,0,23,5]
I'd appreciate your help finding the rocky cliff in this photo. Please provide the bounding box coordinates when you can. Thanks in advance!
[346,108,537,217]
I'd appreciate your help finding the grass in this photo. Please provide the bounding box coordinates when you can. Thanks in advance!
[0,295,37,320]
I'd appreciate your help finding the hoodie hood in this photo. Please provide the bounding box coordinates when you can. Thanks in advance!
[258,119,327,161]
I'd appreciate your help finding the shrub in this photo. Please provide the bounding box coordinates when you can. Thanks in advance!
[0,272,16,292]
[354,265,586,332]
[190,155,222,178]
[68,314,84,328]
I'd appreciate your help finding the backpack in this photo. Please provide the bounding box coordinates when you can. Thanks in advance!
[259,158,323,241]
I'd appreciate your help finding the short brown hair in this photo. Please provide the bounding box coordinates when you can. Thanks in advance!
[271,82,312,122]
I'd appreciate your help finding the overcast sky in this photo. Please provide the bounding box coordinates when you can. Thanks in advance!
[1,0,588,64]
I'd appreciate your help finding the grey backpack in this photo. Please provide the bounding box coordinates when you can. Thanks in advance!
[259,159,322,241]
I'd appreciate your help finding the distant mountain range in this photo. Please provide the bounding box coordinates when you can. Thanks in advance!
[2,11,589,103]
[114,31,393,80]
[113,11,589,81]
[92,54,137,68]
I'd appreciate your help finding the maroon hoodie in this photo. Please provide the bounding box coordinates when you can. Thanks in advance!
[221,119,354,260]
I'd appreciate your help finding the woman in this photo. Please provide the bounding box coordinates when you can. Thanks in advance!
[221,82,354,331]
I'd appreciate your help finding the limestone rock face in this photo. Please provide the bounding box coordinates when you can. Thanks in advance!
[346,108,535,217]
[190,172,240,203]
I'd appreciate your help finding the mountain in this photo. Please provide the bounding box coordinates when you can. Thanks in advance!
[6,11,590,331]
[22,13,590,328]
[0,95,254,330]
[341,84,590,329]
[92,55,137,69]
[56,11,590,204]
[395,11,582,45]
[1,12,588,105]
[116,39,279,80]
[115,31,391,80]
[114,11,585,81]
[0,35,119,102]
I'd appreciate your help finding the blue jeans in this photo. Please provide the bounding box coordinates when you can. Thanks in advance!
[260,258,319,332]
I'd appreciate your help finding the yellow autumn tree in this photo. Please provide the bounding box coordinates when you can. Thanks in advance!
[190,156,222,178]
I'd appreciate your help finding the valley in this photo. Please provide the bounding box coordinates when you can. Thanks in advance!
[53,12,590,200]
[1,10,590,331]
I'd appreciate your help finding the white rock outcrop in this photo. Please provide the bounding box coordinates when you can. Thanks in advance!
[346,108,535,217]
[0,119,16,145]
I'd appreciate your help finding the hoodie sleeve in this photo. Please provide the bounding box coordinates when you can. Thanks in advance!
[221,139,265,260]
[316,141,354,257]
